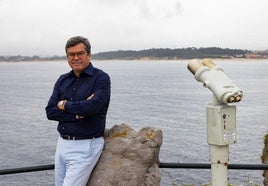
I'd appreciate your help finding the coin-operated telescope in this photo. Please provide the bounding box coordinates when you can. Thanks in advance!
[188,59,243,104]
[188,59,243,186]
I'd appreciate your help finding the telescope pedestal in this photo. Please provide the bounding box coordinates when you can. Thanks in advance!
[206,95,236,186]
[209,145,229,186]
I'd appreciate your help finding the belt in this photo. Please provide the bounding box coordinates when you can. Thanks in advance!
[60,135,98,140]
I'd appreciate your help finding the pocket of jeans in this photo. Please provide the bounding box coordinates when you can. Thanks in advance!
[90,137,104,155]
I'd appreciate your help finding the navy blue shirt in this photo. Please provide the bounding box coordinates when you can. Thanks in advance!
[46,63,111,137]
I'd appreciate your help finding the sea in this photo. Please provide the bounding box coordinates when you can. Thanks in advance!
[0,59,267,186]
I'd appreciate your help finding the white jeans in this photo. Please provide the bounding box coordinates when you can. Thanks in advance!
[55,136,104,186]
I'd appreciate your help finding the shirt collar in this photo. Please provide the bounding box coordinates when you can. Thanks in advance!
[83,63,94,76]
[67,62,94,77]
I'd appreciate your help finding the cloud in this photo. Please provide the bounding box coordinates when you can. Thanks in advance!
[0,0,267,56]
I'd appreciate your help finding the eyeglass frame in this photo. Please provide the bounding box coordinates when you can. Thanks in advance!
[67,51,88,58]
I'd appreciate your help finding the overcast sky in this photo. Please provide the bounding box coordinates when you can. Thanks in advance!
[0,0,267,56]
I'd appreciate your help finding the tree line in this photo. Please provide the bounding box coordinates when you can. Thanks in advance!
[92,47,251,60]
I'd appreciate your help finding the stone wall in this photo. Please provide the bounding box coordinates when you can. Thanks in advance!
[87,123,162,186]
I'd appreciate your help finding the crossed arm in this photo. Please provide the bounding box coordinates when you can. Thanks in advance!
[46,75,110,122]
[57,94,94,119]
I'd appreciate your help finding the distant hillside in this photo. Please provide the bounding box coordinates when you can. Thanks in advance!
[1,47,267,62]
[92,47,266,60]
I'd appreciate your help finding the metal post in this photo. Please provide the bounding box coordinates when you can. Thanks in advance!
[209,145,229,186]
[207,95,236,186]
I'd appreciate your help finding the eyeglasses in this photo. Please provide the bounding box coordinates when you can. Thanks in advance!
[67,51,87,58]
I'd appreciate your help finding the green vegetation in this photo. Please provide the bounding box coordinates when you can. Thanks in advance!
[262,133,268,186]
[262,133,268,163]
[92,47,251,60]
[264,133,268,145]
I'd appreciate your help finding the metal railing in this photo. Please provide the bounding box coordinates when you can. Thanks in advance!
[1,163,268,175]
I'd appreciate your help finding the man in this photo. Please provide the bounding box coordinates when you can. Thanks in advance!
[46,36,111,186]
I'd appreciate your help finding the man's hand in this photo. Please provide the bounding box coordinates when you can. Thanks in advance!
[57,100,67,110]
[76,94,94,120]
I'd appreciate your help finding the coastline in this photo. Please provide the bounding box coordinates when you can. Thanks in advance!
[1,47,267,62]
[0,58,267,63]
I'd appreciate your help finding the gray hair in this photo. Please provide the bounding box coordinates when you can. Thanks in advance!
[65,36,91,54]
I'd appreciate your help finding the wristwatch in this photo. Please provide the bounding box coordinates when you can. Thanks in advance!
[60,100,64,106]
[58,100,66,110]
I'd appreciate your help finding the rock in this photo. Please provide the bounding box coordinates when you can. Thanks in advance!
[262,133,268,186]
[87,123,162,186]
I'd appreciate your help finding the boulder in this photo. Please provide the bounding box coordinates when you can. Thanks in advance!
[87,123,162,186]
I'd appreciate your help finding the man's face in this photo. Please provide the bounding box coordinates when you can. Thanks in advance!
[66,43,91,76]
